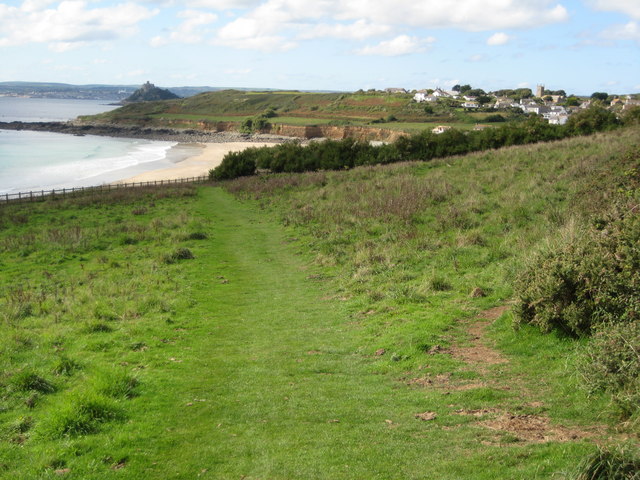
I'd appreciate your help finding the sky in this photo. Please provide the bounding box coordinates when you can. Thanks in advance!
[0,0,639,95]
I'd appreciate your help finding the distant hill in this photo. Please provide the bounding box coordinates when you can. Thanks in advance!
[124,82,180,103]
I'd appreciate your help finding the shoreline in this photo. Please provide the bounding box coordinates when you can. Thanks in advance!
[0,123,287,193]
[0,120,292,144]
[114,141,279,183]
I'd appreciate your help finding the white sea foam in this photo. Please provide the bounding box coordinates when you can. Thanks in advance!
[0,97,184,195]
[0,130,177,195]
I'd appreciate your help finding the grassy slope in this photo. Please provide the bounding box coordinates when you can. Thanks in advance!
[1,127,638,478]
[81,90,506,131]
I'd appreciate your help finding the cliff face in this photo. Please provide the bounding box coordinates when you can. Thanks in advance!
[268,124,408,142]
[158,119,407,142]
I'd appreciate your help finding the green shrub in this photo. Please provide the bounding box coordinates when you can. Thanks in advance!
[514,204,640,336]
[209,149,257,180]
[572,445,640,480]
[209,113,617,181]
[484,114,506,123]
[578,321,640,419]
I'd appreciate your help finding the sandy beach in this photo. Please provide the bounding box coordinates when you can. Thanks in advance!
[117,141,278,183]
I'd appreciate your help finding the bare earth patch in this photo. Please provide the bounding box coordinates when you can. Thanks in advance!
[403,305,611,444]
[479,413,597,444]
[449,305,510,371]
[406,373,488,392]
[452,409,598,444]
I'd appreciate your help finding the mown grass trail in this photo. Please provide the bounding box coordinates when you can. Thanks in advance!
[2,186,598,479]
[99,188,590,479]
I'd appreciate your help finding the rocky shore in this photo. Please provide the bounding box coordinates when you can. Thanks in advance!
[0,121,292,144]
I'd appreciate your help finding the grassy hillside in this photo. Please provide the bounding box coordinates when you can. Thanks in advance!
[1,127,638,478]
[80,90,522,132]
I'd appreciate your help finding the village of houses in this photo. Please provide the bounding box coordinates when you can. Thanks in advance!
[387,84,640,134]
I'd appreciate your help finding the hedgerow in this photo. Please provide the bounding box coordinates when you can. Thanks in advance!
[209,106,623,180]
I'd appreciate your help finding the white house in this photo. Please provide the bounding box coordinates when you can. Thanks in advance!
[548,115,569,125]
[494,97,516,109]
[520,102,550,115]
[414,93,438,103]
[386,88,407,94]
[432,88,452,98]
[432,125,452,134]
[462,102,479,109]
[623,99,640,110]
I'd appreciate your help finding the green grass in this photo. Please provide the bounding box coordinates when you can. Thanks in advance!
[1,128,638,478]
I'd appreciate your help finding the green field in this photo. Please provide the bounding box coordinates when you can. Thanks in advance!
[1,127,638,478]
[80,89,519,135]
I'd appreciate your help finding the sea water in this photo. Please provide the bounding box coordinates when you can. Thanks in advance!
[0,97,179,194]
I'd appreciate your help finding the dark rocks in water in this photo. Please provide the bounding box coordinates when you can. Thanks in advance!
[0,121,290,144]
[123,81,179,103]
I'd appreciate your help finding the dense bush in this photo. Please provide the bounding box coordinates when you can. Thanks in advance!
[484,114,506,122]
[572,445,640,480]
[578,321,640,418]
[566,106,620,135]
[210,108,625,181]
[514,201,640,336]
[210,148,260,180]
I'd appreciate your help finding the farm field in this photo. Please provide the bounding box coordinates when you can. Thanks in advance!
[80,90,518,135]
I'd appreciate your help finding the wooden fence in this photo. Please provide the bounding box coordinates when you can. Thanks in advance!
[0,176,209,205]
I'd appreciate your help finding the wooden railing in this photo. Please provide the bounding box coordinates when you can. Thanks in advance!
[0,176,209,205]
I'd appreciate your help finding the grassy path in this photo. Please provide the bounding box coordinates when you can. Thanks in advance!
[104,187,585,479]
[123,187,439,479]
[4,187,595,479]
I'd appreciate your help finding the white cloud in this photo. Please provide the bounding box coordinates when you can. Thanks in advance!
[600,21,640,42]
[487,32,511,45]
[209,0,568,51]
[589,0,640,19]
[299,20,391,40]
[214,15,297,51]
[0,1,158,50]
[151,9,217,46]
[355,35,435,56]
[335,0,568,31]
[185,0,260,8]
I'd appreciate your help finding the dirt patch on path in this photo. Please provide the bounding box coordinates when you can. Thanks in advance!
[449,305,510,372]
